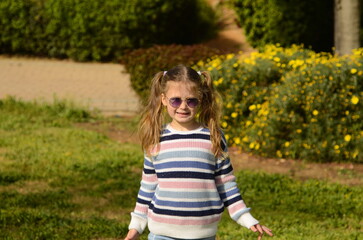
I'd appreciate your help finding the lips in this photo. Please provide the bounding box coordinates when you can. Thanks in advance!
[176,112,190,117]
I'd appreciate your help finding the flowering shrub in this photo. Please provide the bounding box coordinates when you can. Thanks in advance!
[197,45,363,163]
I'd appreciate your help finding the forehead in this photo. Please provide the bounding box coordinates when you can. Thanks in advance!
[164,81,199,96]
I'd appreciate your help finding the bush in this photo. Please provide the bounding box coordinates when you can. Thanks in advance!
[120,44,221,103]
[197,45,363,163]
[232,0,334,52]
[0,0,217,62]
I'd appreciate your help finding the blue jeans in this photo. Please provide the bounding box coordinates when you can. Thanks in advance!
[148,232,216,240]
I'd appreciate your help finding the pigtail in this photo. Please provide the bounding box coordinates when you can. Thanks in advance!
[138,71,165,155]
[198,71,223,158]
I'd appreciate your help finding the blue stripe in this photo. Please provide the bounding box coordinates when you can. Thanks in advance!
[144,168,156,174]
[224,195,243,207]
[157,190,221,199]
[139,190,154,199]
[155,161,214,170]
[137,198,150,205]
[150,204,224,217]
[155,199,223,208]
[160,133,210,142]
[157,171,214,179]
[216,158,231,169]
[217,181,237,192]
[144,158,154,168]
[201,128,210,133]
[219,188,239,200]
[156,151,215,162]
[231,207,251,221]
[215,165,233,176]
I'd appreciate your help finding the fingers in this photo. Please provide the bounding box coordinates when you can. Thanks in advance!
[251,224,273,239]
[124,229,139,240]
[262,225,273,236]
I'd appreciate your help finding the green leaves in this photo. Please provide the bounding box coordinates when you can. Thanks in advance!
[0,0,217,62]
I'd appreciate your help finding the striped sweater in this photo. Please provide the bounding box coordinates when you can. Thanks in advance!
[129,125,258,239]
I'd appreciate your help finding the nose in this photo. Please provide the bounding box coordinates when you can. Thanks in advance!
[179,100,188,109]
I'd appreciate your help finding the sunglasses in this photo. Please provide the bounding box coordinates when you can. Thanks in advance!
[165,96,200,108]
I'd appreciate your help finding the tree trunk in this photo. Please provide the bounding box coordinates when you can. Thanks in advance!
[334,0,360,55]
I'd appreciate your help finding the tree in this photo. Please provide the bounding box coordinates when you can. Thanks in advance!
[334,0,360,55]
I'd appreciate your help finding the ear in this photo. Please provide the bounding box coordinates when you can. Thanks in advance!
[161,93,167,106]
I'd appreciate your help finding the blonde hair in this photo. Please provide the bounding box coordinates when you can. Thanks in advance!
[138,64,223,157]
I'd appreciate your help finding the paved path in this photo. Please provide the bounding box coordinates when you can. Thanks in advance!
[0,56,140,116]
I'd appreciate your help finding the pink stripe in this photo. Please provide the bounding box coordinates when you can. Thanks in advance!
[215,174,235,185]
[159,181,216,189]
[149,212,221,225]
[161,141,211,151]
[142,173,157,182]
[228,202,247,215]
[135,203,148,214]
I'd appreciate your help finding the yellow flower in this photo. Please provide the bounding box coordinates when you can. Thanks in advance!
[255,143,261,150]
[245,120,252,127]
[242,136,249,142]
[234,137,241,144]
[221,122,228,128]
[296,129,302,134]
[249,105,256,111]
[344,135,352,142]
[313,110,319,116]
[284,141,290,147]
[231,112,238,118]
[276,150,283,158]
[249,142,255,149]
[273,57,280,62]
[351,95,359,105]
[334,145,340,150]
[351,68,358,74]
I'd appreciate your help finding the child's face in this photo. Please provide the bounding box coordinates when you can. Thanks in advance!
[161,81,200,131]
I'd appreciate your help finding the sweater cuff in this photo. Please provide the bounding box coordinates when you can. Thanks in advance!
[128,212,148,234]
[237,212,259,229]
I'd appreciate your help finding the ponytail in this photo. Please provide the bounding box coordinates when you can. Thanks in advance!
[198,71,223,158]
[138,71,165,155]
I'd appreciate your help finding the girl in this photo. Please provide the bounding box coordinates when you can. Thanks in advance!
[125,65,273,240]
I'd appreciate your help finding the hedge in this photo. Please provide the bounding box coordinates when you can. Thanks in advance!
[196,45,363,163]
[232,0,334,52]
[0,0,217,62]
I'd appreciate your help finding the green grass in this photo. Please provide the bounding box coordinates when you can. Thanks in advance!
[0,96,362,239]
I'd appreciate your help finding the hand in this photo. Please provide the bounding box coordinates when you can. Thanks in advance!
[124,229,139,240]
[250,224,273,240]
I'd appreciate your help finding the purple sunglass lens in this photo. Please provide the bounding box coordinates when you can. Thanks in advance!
[169,98,183,108]
[186,98,199,108]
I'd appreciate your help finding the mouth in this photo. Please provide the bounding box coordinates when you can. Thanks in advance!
[176,112,190,117]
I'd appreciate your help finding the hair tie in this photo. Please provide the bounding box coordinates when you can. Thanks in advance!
[163,71,167,76]
[197,71,202,75]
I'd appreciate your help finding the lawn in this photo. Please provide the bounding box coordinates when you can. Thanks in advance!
[0,97,362,239]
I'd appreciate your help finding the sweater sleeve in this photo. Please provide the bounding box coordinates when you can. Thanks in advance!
[215,136,259,229]
[129,154,158,234]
